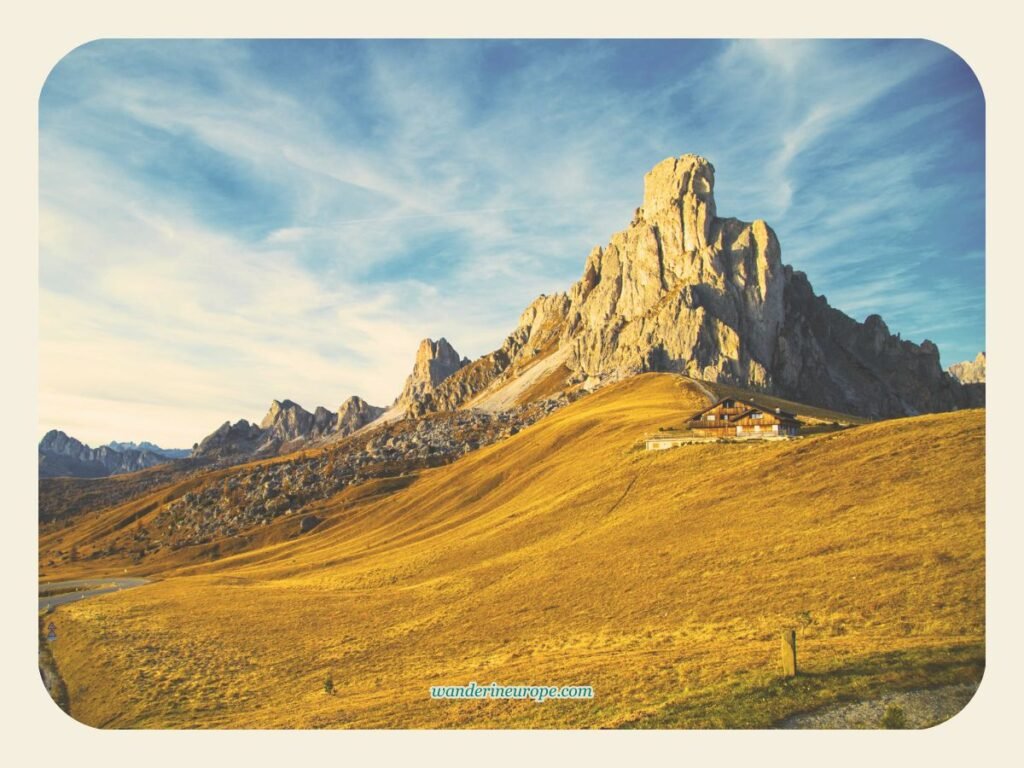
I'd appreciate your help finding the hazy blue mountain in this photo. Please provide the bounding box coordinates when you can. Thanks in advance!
[39,430,176,478]
[106,440,191,459]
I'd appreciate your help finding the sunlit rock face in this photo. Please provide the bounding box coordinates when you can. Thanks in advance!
[420,154,979,419]
[947,352,985,385]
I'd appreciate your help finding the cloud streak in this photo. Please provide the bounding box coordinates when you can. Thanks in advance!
[39,39,985,446]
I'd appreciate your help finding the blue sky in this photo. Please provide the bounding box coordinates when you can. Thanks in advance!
[39,39,985,447]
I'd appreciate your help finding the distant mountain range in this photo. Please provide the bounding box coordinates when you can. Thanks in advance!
[105,441,191,459]
[38,430,189,478]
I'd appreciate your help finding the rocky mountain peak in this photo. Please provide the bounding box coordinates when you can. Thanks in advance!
[640,154,717,253]
[189,153,982,453]
[260,399,304,429]
[416,153,982,419]
[260,399,321,446]
[396,337,468,412]
[947,351,986,384]
[414,338,464,387]
[40,429,77,454]
[337,396,385,435]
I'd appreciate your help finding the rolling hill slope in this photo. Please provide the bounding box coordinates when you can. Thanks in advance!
[44,374,984,728]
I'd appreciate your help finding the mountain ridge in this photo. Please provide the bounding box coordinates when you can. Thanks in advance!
[192,394,386,462]
[182,153,982,467]
[106,440,191,459]
[191,337,474,463]
[39,429,175,478]
[418,154,982,419]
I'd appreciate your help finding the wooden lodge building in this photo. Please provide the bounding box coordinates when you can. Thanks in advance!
[686,397,802,438]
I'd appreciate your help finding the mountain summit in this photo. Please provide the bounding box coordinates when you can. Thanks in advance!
[422,154,980,419]
[395,337,470,415]
[947,351,986,384]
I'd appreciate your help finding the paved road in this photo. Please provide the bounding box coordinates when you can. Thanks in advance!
[39,577,150,610]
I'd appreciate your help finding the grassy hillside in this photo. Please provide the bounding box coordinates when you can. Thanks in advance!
[44,374,984,728]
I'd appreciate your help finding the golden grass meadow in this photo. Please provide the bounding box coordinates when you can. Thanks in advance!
[39,375,985,728]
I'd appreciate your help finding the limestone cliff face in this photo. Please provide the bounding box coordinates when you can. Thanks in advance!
[258,396,386,445]
[948,351,986,384]
[424,154,980,419]
[260,399,317,443]
[336,396,385,435]
[395,338,469,415]
[194,393,385,461]
[192,419,264,460]
[560,156,785,389]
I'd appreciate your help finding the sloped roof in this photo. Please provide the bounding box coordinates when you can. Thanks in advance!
[687,398,800,425]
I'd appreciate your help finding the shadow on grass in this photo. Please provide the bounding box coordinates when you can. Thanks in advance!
[620,642,984,729]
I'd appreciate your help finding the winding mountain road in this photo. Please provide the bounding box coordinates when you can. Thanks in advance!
[39,577,150,610]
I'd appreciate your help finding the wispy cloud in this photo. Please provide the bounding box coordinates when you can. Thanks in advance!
[40,39,984,446]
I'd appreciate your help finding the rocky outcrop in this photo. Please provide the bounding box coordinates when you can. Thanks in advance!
[417,154,981,420]
[948,352,986,384]
[261,399,320,444]
[191,419,265,461]
[395,338,470,416]
[259,396,386,446]
[193,394,386,462]
[298,514,322,534]
[427,293,571,411]
[559,157,783,388]
[39,430,173,478]
[337,396,385,435]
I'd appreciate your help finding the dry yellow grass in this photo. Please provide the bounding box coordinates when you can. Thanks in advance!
[44,374,984,728]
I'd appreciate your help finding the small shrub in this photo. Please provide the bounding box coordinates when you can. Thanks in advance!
[881,703,907,729]
[324,674,335,695]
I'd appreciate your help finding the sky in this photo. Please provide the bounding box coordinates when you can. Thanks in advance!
[39,39,985,448]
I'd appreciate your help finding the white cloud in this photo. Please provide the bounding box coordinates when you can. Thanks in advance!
[39,40,984,446]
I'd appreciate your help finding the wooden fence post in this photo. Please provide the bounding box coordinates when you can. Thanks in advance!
[781,629,797,677]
